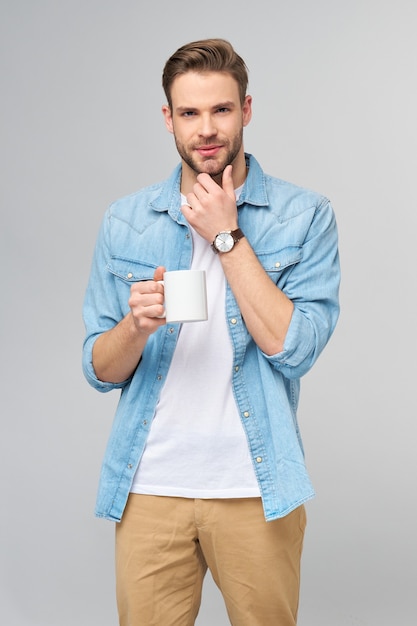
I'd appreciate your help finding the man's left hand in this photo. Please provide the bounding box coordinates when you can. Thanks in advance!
[181,165,238,242]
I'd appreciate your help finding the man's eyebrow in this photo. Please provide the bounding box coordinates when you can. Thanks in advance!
[175,106,198,113]
[213,101,236,110]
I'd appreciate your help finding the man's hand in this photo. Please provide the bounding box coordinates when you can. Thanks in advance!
[182,165,238,242]
[128,266,166,335]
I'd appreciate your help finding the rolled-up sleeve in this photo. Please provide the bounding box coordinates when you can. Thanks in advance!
[263,198,340,379]
[82,209,131,393]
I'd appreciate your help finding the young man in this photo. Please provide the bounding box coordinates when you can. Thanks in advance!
[83,39,340,625]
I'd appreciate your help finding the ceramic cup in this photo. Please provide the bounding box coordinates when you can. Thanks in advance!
[159,269,208,323]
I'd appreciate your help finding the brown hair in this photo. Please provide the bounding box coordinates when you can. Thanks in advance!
[162,38,249,108]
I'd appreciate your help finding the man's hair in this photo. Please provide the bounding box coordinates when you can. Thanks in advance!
[162,38,249,109]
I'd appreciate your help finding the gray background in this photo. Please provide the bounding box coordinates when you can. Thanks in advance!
[1,1,416,624]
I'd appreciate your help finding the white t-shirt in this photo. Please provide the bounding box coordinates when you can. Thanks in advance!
[130,192,260,498]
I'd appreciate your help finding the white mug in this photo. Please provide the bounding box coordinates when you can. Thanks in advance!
[159,270,208,323]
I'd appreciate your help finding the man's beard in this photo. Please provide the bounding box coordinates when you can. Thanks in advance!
[174,128,243,180]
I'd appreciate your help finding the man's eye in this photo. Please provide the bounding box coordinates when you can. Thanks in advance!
[182,111,195,117]
[217,107,229,113]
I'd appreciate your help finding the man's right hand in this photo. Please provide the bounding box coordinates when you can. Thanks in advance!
[128,266,167,335]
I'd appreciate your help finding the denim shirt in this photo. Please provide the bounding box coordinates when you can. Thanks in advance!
[82,154,340,522]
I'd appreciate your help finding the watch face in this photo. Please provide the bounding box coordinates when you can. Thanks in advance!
[215,232,234,253]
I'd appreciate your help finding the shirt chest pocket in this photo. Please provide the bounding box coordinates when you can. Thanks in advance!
[257,246,302,286]
[107,257,157,284]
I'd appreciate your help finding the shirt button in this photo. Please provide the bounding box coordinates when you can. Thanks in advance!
[157,375,162,381]
[275,262,281,268]
[256,457,262,463]
[243,411,250,418]
[235,365,239,372]
[230,318,237,325]
[127,464,133,469]
[127,272,133,279]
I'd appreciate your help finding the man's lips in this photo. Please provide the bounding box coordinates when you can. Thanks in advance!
[195,145,222,157]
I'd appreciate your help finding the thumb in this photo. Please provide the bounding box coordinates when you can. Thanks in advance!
[153,266,166,282]
[222,164,235,200]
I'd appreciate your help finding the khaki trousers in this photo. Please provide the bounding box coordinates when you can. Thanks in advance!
[115,494,306,626]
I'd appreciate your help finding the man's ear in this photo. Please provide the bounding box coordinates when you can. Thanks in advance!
[242,95,252,128]
[162,105,174,134]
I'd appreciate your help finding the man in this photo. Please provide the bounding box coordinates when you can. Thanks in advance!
[83,38,340,626]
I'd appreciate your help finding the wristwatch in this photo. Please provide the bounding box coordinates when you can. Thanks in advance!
[211,228,245,254]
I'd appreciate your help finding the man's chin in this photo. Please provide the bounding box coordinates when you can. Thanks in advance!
[195,159,225,178]
[181,151,227,179]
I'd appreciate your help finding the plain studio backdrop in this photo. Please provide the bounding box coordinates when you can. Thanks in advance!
[1,1,416,625]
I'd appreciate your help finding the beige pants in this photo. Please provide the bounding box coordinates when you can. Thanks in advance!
[115,494,306,626]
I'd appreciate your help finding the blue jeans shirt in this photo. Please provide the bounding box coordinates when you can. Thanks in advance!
[83,154,340,522]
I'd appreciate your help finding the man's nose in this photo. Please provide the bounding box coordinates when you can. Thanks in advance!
[198,114,217,137]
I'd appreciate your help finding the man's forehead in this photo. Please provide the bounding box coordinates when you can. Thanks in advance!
[170,71,240,104]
